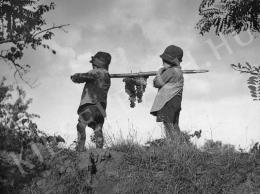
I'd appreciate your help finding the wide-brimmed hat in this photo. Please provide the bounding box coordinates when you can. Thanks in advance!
[160,45,183,64]
[90,51,111,69]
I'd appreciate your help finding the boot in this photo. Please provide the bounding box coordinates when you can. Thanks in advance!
[163,122,175,142]
[76,122,86,151]
[94,124,104,149]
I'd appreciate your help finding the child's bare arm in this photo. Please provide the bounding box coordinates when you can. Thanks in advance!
[71,73,96,83]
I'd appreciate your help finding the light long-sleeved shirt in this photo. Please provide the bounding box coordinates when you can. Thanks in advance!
[150,66,184,114]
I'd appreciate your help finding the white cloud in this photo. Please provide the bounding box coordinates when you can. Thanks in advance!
[1,0,259,147]
[62,28,83,48]
[69,52,93,73]
[185,76,211,96]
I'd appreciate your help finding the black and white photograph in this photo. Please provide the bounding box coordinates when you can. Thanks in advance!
[0,0,260,193]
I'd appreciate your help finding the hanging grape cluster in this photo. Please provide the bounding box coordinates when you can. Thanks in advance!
[123,77,148,108]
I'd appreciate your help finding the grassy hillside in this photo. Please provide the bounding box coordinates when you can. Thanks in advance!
[19,133,260,194]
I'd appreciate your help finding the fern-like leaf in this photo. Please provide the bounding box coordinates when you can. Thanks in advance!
[196,0,260,35]
[247,74,260,100]
[231,62,260,101]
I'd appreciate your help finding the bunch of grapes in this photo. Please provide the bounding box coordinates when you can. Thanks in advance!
[123,77,148,108]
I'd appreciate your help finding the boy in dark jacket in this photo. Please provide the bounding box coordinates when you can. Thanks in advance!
[71,52,111,151]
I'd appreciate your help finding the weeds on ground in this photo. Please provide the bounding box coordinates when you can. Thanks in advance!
[109,133,260,194]
[18,131,260,194]
[21,147,94,194]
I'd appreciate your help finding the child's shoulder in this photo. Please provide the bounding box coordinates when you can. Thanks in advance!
[161,67,182,79]
[88,69,110,81]
[88,68,109,75]
[164,66,180,73]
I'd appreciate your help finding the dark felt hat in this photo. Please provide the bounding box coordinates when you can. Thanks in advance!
[160,45,183,64]
[90,51,111,69]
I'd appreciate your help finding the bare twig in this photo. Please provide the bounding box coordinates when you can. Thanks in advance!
[13,64,36,88]
[0,39,16,44]
[0,54,37,88]
[32,24,70,38]
[0,24,70,45]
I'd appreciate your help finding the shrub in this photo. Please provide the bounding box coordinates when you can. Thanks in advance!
[0,77,58,193]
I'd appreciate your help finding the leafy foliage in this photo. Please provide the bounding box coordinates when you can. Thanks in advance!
[196,0,260,35]
[202,139,236,153]
[196,0,260,101]
[247,75,260,101]
[0,77,38,190]
[0,77,43,152]
[0,77,63,192]
[0,0,68,86]
[231,62,260,100]
[123,77,148,108]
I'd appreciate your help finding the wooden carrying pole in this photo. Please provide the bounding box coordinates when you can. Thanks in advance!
[110,69,209,78]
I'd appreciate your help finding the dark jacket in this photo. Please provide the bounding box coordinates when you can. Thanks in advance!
[71,69,111,114]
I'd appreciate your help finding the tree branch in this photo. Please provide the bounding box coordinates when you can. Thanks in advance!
[0,54,37,88]
[32,24,70,38]
[0,24,70,45]
[232,69,259,75]
[0,39,15,44]
[13,63,38,89]
[231,66,259,76]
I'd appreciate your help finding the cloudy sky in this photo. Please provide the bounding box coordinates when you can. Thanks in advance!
[1,0,260,148]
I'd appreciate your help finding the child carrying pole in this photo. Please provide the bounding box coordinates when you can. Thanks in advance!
[150,45,184,141]
[71,52,111,151]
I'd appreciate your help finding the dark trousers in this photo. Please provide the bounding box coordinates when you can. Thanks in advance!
[76,102,106,151]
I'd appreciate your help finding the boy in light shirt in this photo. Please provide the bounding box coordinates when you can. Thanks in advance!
[150,45,184,141]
